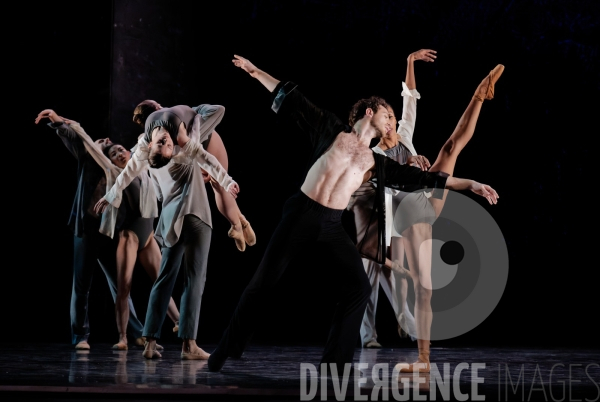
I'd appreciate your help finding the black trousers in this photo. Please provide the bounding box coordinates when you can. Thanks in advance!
[214,191,372,369]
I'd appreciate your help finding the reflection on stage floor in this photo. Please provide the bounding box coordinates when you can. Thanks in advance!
[0,343,598,401]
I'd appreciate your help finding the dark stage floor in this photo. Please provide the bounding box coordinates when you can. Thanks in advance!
[0,342,598,401]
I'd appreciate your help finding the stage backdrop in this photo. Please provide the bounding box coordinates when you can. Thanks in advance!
[15,0,599,349]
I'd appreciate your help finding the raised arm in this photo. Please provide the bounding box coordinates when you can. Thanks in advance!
[35,109,86,160]
[232,54,280,92]
[397,49,437,148]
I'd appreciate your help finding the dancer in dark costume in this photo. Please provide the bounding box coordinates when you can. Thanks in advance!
[35,109,147,350]
[207,55,498,373]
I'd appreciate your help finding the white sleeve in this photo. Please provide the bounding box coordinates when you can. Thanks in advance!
[104,136,150,207]
[182,138,236,192]
[397,81,420,149]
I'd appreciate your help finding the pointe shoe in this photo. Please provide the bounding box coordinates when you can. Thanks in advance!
[228,225,246,252]
[473,64,505,102]
[142,342,162,359]
[396,361,431,373]
[239,216,256,246]
[75,341,90,350]
[173,322,179,333]
[112,342,128,350]
[181,348,210,360]
[390,260,411,278]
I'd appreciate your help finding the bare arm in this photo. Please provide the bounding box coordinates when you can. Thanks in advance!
[445,176,499,205]
[405,49,436,90]
[232,54,280,92]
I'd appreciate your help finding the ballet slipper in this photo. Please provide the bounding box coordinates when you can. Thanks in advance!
[228,224,246,252]
[364,340,382,348]
[173,321,179,333]
[239,215,256,246]
[112,342,128,350]
[390,260,411,278]
[395,361,431,373]
[181,347,210,360]
[142,341,162,359]
[473,64,505,102]
[135,336,164,350]
[75,341,90,350]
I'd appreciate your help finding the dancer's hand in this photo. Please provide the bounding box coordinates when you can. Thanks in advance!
[201,169,211,184]
[409,49,437,63]
[469,182,499,205]
[407,155,430,170]
[232,55,259,77]
[94,197,109,214]
[35,109,69,124]
[228,182,240,199]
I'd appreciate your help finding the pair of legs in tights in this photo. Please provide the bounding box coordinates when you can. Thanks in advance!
[113,228,180,350]
[202,131,256,252]
[389,65,504,372]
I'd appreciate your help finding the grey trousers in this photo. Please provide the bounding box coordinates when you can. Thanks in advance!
[359,258,416,345]
[143,215,211,340]
[71,228,144,344]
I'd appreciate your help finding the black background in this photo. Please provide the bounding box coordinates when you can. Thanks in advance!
[12,0,599,350]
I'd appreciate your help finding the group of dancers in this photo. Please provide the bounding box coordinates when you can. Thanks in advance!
[35,49,502,374]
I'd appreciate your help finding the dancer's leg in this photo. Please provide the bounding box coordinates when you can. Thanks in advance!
[71,234,95,348]
[178,216,211,360]
[142,235,186,359]
[428,64,504,216]
[398,222,433,372]
[205,132,256,251]
[138,233,180,330]
[113,230,139,350]
[360,258,382,347]
[390,236,417,340]
[208,193,316,372]
[319,224,372,373]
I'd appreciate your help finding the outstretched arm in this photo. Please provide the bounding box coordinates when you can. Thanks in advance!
[445,176,499,205]
[35,109,85,159]
[94,136,151,213]
[232,54,280,92]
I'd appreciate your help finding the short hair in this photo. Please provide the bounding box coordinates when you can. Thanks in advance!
[133,100,160,128]
[148,149,172,169]
[348,96,390,127]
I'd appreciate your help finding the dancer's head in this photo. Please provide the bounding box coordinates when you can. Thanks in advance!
[348,96,391,138]
[383,105,398,139]
[147,126,174,169]
[133,100,162,128]
[94,137,113,151]
[103,142,131,169]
